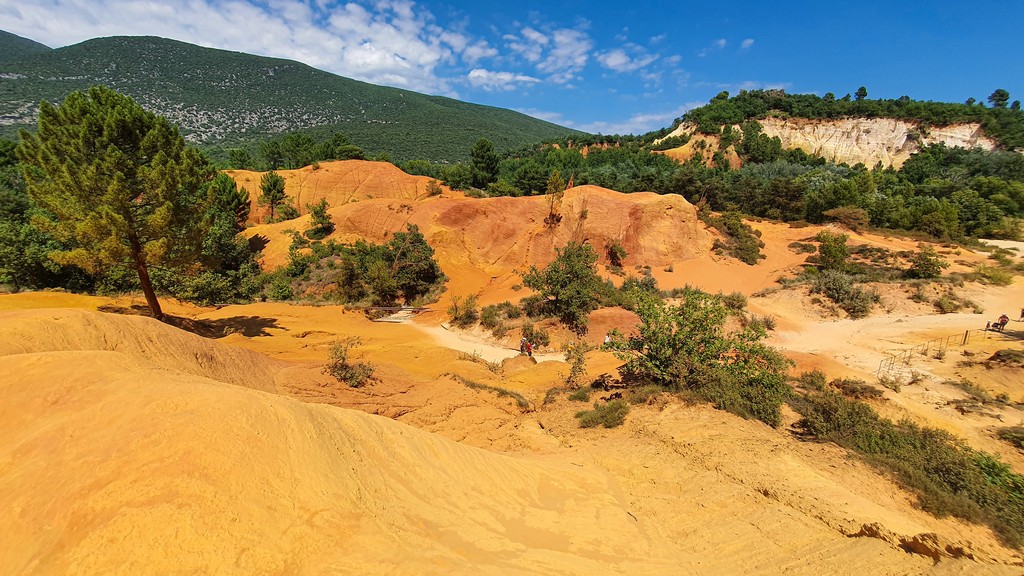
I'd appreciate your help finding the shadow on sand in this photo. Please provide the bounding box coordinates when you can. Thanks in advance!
[97,304,283,339]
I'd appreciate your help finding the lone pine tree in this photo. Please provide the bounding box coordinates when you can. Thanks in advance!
[17,85,215,320]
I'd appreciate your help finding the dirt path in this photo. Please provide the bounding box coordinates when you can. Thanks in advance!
[408,321,563,363]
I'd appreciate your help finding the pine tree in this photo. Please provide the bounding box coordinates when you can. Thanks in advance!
[17,85,214,320]
[259,171,286,222]
[470,138,499,189]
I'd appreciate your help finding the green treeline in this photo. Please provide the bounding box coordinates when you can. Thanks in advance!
[680,88,1024,148]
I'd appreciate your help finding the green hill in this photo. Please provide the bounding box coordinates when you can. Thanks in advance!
[0,30,50,64]
[0,34,581,162]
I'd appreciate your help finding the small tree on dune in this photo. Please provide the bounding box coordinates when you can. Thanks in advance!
[816,230,850,272]
[521,241,602,334]
[305,198,334,240]
[259,170,286,222]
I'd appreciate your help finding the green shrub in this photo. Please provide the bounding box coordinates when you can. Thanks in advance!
[904,246,949,279]
[971,264,1014,286]
[479,304,502,329]
[933,294,962,314]
[447,294,479,328]
[576,400,630,428]
[520,241,602,334]
[265,273,294,301]
[721,291,748,311]
[480,300,523,335]
[606,240,627,267]
[830,377,884,400]
[790,390,1024,547]
[521,321,551,347]
[703,211,765,265]
[568,388,590,402]
[789,241,818,254]
[811,270,878,318]
[795,369,827,391]
[564,340,592,389]
[324,337,376,387]
[743,314,777,332]
[815,230,850,272]
[997,426,1024,450]
[609,287,792,427]
[305,198,334,240]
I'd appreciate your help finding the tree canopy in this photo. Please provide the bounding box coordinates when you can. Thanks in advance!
[17,85,215,319]
[521,241,602,334]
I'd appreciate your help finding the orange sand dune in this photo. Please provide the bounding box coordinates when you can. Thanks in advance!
[228,160,449,225]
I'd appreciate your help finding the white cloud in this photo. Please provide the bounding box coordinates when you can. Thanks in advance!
[515,108,570,125]
[698,38,727,57]
[467,68,540,91]
[741,38,754,49]
[597,45,658,73]
[505,26,548,62]
[536,28,592,83]
[462,40,498,64]
[576,102,703,135]
[698,80,792,92]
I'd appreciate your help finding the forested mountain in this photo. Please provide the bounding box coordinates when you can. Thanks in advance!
[0,33,579,162]
[0,30,51,64]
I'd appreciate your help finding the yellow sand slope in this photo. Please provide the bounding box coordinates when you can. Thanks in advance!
[0,310,654,575]
[0,308,282,391]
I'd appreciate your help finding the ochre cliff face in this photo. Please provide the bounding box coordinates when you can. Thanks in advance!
[758,118,997,168]
[662,118,999,168]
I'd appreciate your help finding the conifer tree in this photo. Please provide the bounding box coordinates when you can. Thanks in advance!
[17,86,214,320]
[259,171,286,222]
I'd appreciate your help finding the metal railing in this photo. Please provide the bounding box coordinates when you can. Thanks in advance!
[874,325,1016,378]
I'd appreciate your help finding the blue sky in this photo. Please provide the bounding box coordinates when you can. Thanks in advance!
[2,1,1022,134]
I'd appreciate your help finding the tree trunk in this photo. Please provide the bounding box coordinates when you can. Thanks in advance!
[130,237,163,320]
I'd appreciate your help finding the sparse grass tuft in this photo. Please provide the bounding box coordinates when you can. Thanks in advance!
[576,400,630,428]
[945,378,994,403]
[323,337,376,387]
[830,377,884,400]
[568,388,591,402]
[997,426,1024,451]
[446,373,532,412]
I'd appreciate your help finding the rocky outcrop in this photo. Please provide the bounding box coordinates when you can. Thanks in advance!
[847,522,980,563]
[759,117,997,168]
[661,118,1000,169]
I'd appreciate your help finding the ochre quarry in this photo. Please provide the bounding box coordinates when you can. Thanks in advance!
[237,162,711,302]
[659,118,999,169]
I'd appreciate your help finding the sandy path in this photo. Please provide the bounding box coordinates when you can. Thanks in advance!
[409,321,563,363]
